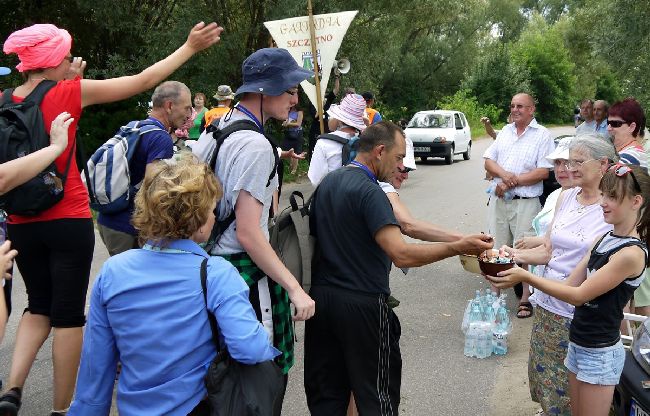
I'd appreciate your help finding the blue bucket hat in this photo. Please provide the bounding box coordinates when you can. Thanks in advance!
[235,48,313,97]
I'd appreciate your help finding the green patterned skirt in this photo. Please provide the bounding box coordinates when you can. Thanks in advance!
[528,306,572,416]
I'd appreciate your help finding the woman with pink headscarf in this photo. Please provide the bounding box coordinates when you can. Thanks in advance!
[0,22,223,416]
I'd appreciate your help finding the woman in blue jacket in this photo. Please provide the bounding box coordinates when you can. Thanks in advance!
[68,155,279,416]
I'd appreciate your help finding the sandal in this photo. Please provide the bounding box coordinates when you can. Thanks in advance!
[0,387,22,416]
[517,301,534,319]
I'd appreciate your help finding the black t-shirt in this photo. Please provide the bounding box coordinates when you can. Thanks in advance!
[310,166,400,295]
[570,232,648,348]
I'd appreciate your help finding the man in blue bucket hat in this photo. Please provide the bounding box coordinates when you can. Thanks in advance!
[192,48,315,415]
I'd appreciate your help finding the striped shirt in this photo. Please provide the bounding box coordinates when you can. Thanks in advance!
[619,144,648,172]
[483,119,555,197]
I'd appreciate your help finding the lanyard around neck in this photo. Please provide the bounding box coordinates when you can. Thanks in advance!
[349,161,377,183]
[235,103,264,132]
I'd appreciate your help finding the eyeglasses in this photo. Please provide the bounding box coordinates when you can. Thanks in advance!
[565,159,596,169]
[64,55,74,63]
[398,167,414,174]
[609,163,641,191]
[285,88,299,96]
[607,119,627,128]
[510,104,532,110]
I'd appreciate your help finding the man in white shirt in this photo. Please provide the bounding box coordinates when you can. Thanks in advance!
[307,93,367,186]
[483,93,555,316]
[575,99,595,135]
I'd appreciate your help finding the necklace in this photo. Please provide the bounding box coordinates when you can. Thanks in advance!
[616,139,639,152]
[27,77,48,83]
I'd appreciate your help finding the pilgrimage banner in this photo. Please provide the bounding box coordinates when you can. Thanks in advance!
[264,11,357,110]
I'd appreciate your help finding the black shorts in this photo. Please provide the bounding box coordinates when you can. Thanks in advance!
[7,218,95,327]
[304,285,402,416]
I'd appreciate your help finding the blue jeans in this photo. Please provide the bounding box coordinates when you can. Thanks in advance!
[564,340,625,385]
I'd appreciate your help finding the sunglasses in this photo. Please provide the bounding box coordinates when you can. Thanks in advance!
[609,163,641,191]
[398,167,414,174]
[64,55,74,63]
[607,120,627,128]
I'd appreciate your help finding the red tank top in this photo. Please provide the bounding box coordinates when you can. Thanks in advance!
[8,78,91,224]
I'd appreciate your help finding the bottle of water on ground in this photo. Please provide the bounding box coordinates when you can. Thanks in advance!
[464,300,483,358]
[492,299,511,355]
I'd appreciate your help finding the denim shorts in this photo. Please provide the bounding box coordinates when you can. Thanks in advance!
[564,341,625,385]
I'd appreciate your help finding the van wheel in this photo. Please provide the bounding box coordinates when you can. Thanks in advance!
[445,146,454,165]
[463,141,472,160]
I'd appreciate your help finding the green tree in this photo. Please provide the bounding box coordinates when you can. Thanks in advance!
[510,14,576,122]
[462,43,531,122]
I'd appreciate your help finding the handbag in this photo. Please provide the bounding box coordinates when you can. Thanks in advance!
[199,259,283,416]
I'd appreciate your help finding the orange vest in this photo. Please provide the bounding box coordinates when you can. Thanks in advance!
[366,108,379,124]
[203,106,230,127]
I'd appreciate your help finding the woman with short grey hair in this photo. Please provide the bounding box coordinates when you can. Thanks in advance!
[502,134,617,415]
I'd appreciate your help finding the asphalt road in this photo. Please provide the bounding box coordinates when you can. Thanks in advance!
[0,126,575,415]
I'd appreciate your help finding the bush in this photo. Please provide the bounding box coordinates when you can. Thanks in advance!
[438,89,502,138]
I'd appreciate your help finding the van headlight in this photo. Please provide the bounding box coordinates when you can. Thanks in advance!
[632,318,650,375]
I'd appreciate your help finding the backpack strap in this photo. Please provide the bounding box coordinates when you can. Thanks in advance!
[199,258,223,351]
[22,80,57,105]
[289,191,315,293]
[318,133,348,145]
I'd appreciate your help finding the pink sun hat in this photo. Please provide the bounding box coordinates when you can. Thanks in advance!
[327,94,367,132]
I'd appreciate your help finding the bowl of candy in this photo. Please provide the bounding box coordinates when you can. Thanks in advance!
[459,254,482,274]
[478,249,516,275]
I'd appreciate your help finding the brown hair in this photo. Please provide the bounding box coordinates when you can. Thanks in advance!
[132,152,222,246]
[357,121,404,154]
[600,164,650,246]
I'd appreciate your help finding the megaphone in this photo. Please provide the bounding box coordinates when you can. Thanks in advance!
[332,58,350,75]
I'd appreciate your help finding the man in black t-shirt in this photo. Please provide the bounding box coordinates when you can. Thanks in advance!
[305,121,494,415]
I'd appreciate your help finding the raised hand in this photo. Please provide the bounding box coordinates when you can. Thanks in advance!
[186,22,224,53]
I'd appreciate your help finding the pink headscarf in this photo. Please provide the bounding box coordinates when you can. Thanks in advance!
[3,24,72,72]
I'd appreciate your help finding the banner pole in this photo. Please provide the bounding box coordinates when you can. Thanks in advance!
[307,0,325,135]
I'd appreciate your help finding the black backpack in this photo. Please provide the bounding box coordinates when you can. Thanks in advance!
[0,80,75,216]
[204,119,279,252]
[317,133,360,166]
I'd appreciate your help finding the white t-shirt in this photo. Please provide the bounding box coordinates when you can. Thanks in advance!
[307,131,353,186]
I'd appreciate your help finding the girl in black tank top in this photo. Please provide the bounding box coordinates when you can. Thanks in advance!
[487,163,650,416]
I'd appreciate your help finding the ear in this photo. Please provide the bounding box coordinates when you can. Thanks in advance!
[629,122,637,135]
[375,144,386,159]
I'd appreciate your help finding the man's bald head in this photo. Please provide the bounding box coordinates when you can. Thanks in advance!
[510,93,536,128]
[514,93,535,108]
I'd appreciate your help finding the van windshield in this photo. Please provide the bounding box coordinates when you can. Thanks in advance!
[407,114,453,128]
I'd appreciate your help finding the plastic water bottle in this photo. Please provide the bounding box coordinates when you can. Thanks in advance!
[484,299,496,324]
[474,322,493,359]
[486,183,514,200]
[0,210,6,244]
[464,300,483,357]
[492,300,511,355]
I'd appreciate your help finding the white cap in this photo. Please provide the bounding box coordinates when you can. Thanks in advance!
[546,136,574,162]
[404,136,417,170]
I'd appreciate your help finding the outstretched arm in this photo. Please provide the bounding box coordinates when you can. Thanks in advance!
[386,192,462,242]
[487,245,645,306]
[81,22,223,108]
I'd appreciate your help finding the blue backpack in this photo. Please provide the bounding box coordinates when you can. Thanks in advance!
[83,120,163,214]
[318,133,360,166]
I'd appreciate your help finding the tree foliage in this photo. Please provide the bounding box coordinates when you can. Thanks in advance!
[509,14,576,122]
[0,0,646,150]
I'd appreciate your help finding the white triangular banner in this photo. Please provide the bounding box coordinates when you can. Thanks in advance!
[264,11,357,110]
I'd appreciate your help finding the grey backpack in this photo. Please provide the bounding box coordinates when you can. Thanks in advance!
[269,191,315,293]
